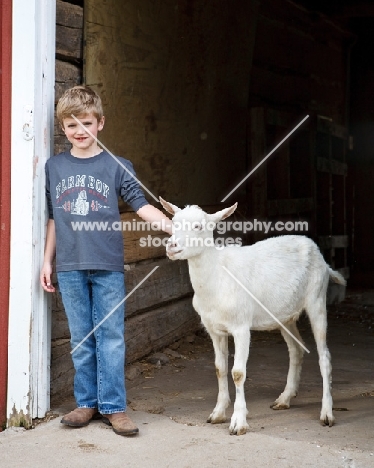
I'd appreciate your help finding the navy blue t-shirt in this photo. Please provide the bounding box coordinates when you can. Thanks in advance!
[45,151,148,272]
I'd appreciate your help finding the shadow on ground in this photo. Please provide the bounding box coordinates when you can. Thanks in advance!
[119,289,374,453]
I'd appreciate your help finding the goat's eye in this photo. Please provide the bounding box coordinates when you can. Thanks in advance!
[192,222,203,231]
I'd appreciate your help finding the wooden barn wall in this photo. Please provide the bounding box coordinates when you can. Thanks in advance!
[84,0,255,205]
[249,0,349,123]
[245,0,351,278]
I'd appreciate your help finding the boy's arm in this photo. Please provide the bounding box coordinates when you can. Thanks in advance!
[40,219,56,292]
[136,204,172,235]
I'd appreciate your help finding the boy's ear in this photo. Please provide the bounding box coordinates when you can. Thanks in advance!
[98,116,105,131]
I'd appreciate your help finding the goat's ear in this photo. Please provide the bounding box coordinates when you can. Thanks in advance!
[159,197,181,215]
[208,203,238,223]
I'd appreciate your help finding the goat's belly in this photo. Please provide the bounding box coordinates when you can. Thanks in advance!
[251,309,302,331]
[192,294,304,334]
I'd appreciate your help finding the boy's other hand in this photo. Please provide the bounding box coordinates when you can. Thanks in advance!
[40,263,56,293]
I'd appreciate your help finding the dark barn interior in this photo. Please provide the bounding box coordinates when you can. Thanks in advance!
[52,0,374,409]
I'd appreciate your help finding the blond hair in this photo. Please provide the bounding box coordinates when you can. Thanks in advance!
[56,85,104,125]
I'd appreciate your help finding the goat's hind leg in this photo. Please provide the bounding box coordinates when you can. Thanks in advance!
[207,332,231,424]
[271,320,304,410]
[308,299,334,427]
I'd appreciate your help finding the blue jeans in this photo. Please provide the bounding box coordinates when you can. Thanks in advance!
[57,270,126,414]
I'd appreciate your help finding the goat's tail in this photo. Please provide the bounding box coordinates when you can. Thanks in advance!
[328,267,347,286]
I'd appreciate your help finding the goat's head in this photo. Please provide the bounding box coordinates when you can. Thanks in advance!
[159,197,237,260]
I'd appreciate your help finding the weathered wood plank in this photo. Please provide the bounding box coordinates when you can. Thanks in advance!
[50,368,75,404]
[55,60,82,102]
[51,308,70,341]
[56,24,83,60]
[50,339,74,402]
[51,338,71,361]
[50,297,200,401]
[125,298,200,363]
[125,259,192,318]
[56,0,83,29]
[121,211,169,263]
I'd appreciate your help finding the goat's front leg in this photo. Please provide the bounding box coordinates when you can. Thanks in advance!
[207,332,230,424]
[229,329,250,435]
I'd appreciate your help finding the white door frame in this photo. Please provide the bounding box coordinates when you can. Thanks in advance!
[7,0,56,425]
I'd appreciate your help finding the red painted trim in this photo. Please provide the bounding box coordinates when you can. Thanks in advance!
[0,0,12,429]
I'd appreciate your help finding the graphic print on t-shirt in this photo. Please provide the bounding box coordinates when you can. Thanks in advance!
[71,190,89,216]
[55,174,110,215]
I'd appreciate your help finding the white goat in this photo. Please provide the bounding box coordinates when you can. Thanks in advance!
[160,198,346,435]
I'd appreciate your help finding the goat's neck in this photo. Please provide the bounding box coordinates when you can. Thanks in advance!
[187,248,218,289]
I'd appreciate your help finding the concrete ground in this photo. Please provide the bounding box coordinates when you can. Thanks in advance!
[1,289,373,468]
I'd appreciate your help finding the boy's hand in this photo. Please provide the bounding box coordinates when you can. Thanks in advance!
[40,263,56,293]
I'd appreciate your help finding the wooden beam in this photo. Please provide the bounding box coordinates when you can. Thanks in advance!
[249,107,267,241]
[317,157,347,176]
[318,235,349,249]
[317,117,348,139]
[267,197,313,216]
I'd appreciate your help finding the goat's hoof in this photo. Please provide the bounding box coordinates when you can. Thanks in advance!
[320,414,335,427]
[270,402,290,410]
[207,415,227,424]
[229,424,248,436]
[229,413,249,435]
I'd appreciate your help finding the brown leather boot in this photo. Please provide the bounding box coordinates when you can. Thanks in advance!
[61,408,100,427]
[102,412,139,436]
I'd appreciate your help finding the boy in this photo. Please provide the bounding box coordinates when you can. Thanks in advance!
[40,85,171,436]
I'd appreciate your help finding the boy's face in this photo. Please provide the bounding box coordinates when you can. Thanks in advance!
[62,113,105,153]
